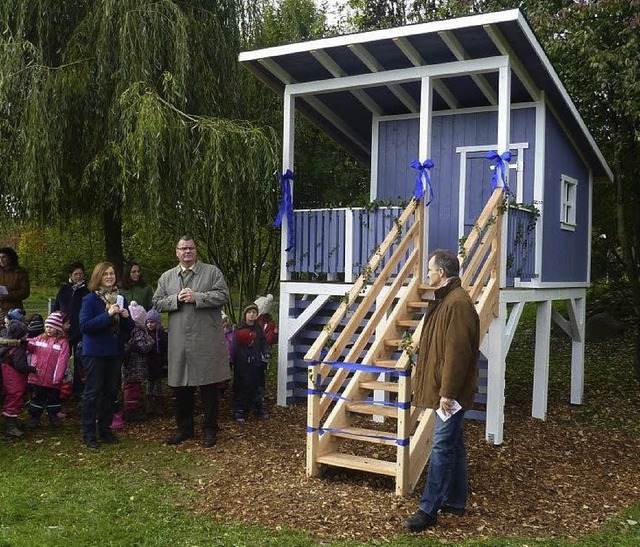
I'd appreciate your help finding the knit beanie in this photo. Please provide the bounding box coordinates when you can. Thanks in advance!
[243,303,259,318]
[27,314,45,336]
[7,319,28,340]
[129,301,147,326]
[254,294,274,316]
[7,308,26,322]
[146,309,161,325]
[45,311,66,333]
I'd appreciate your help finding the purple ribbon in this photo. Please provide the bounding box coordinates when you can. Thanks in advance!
[486,150,512,192]
[410,159,435,205]
[273,169,295,252]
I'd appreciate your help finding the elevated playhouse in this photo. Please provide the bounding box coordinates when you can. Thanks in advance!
[239,9,612,495]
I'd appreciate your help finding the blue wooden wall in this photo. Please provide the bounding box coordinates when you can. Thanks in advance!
[376,108,536,253]
[541,111,590,282]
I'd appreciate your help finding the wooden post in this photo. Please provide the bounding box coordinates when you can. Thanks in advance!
[532,299,552,420]
[418,76,433,283]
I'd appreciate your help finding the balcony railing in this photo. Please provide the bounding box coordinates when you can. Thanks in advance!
[287,205,537,285]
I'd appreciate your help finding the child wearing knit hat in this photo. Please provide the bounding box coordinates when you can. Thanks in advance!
[232,302,269,423]
[144,309,168,415]
[121,302,155,422]
[26,311,70,429]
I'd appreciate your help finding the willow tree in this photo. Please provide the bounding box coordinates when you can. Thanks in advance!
[0,0,278,287]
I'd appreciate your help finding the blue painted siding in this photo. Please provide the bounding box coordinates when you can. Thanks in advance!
[541,112,590,282]
[376,108,536,253]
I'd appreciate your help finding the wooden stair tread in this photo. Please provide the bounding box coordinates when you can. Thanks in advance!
[407,301,430,309]
[359,380,399,392]
[383,338,403,347]
[372,359,398,368]
[396,319,420,327]
[329,426,398,446]
[316,452,396,476]
[347,401,398,418]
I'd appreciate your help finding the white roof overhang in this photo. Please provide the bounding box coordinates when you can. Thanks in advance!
[239,9,612,181]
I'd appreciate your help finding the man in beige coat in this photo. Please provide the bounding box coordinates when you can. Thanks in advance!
[153,236,230,448]
[405,249,479,532]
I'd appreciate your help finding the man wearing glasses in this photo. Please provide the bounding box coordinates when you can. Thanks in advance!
[153,235,230,448]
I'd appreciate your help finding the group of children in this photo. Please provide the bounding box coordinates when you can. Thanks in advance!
[0,309,71,436]
[0,292,278,438]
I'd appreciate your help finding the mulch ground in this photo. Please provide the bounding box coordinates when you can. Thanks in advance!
[122,391,639,543]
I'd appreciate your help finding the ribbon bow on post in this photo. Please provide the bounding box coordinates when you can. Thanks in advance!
[410,159,435,206]
[273,169,296,252]
[486,150,512,193]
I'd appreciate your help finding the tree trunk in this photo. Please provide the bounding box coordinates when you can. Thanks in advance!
[102,200,124,275]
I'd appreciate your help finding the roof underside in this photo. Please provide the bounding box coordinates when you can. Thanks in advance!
[239,9,611,180]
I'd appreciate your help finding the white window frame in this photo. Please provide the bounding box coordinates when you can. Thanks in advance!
[560,174,578,231]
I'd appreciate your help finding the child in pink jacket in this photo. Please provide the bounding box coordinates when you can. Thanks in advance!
[27,311,70,428]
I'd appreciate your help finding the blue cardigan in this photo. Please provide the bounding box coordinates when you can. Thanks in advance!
[79,292,134,357]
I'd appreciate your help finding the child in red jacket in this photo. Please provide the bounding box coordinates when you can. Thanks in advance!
[27,311,70,428]
[1,320,34,437]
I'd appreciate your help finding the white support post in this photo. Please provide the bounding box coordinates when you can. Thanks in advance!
[277,89,295,406]
[419,76,433,282]
[280,90,295,281]
[344,210,354,283]
[569,296,585,405]
[497,63,511,289]
[533,92,546,282]
[532,300,552,419]
[485,301,507,445]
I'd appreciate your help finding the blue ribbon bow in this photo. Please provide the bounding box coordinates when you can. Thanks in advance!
[273,169,295,252]
[410,159,435,205]
[486,150,512,192]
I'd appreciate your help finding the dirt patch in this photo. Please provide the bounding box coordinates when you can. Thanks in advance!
[127,393,639,543]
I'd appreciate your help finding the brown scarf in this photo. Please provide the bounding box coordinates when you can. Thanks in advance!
[96,287,120,332]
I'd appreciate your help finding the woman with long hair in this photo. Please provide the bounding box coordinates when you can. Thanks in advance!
[120,261,153,311]
[79,262,134,449]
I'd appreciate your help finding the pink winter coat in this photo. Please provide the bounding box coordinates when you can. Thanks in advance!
[28,335,70,389]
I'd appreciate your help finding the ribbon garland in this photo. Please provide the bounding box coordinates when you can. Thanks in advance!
[486,150,512,193]
[410,158,435,205]
[273,169,295,252]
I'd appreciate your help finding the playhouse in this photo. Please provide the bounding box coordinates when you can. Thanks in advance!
[239,9,612,495]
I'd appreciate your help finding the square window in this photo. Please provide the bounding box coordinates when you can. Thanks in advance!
[560,175,577,231]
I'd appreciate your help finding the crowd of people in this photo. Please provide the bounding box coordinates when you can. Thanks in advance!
[0,241,278,450]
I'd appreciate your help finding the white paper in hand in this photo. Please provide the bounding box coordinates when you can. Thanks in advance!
[436,399,462,422]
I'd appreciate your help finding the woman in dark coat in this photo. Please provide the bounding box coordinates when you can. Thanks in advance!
[53,261,89,399]
[120,261,154,311]
[79,262,134,449]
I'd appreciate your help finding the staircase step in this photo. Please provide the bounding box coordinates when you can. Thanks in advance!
[384,338,403,348]
[407,300,430,309]
[418,284,436,294]
[316,452,396,476]
[329,426,399,446]
[359,380,399,392]
[396,319,420,328]
[347,401,398,418]
[372,359,398,368]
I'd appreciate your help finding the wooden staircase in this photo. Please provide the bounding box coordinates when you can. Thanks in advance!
[304,188,505,495]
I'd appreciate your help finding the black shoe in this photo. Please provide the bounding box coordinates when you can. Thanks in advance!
[201,431,217,448]
[100,431,119,444]
[84,437,100,449]
[166,430,195,445]
[440,505,465,517]
[404,509,437,532]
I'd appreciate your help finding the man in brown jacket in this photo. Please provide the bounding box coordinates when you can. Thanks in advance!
[405,249,479,532]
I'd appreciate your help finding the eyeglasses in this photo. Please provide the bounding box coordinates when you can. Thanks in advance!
[177,247,196,251]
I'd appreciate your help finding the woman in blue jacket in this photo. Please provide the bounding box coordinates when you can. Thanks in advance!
[79,262,134,449]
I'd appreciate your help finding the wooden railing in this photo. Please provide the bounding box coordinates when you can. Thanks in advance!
[303,188,505,494]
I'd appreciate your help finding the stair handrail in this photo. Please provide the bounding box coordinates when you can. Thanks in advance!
[304,198,420,366]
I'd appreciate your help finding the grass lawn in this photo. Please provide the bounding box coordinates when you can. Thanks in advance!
[2,291,638,546]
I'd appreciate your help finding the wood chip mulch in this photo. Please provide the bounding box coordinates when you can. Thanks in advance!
[126,391,640,543]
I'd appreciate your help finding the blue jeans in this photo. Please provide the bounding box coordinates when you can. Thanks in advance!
[81,356,121,439]
[419,409,467,516]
